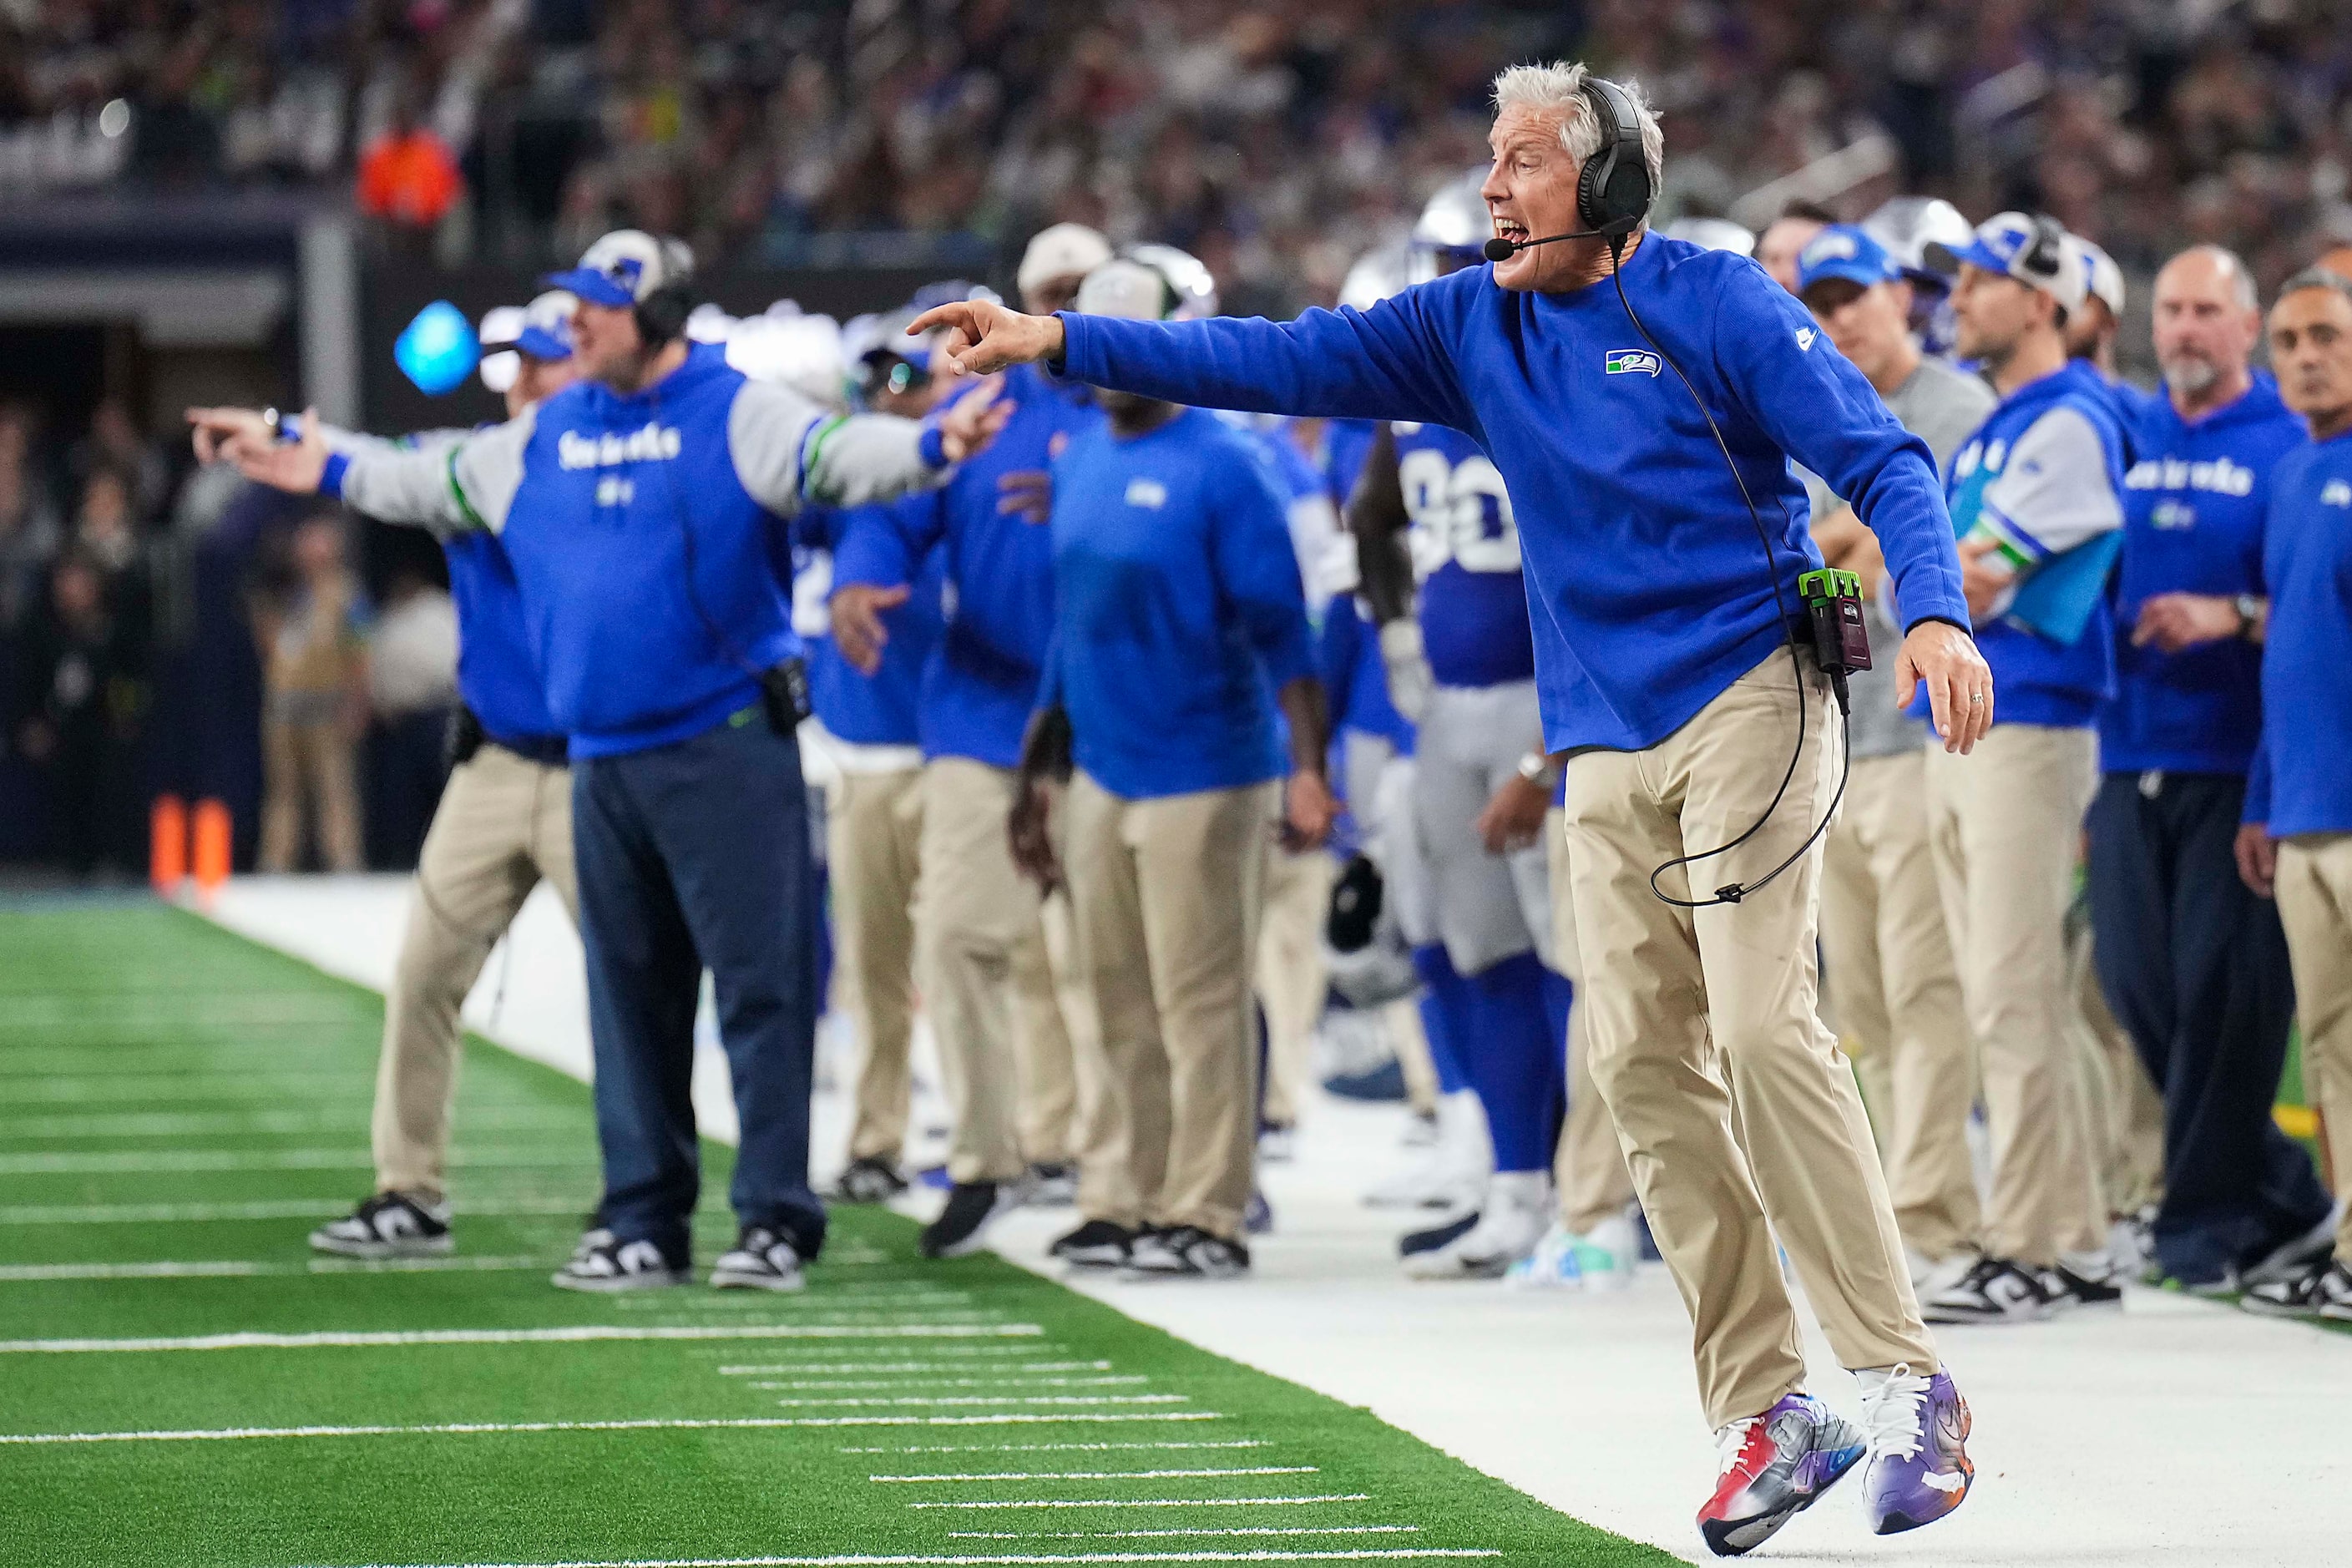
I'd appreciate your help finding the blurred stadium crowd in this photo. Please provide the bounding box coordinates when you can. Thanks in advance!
[9,1,2352,311]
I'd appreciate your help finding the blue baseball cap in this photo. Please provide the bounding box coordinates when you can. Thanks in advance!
[481,290,575,362]
[1923,211,2086,312]
[543,229,690,310]
[1796,225,1899,296]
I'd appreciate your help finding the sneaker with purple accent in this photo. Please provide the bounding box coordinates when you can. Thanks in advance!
[1858,1364,1973,1535]
[1696,1392,1865,1556]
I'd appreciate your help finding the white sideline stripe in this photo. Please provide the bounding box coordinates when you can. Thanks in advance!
[0,1196,596,1225]
[0,1255,546,1282]
[0,1323,1045,1354]
[755,1378,1147,1392]
[844,1444,1266,1456]
[873,1469,1317,1484]
[947,1532,1418,1541]
[0,1414,1222,1444]
[0,1106,579,1139]
[776,1396,1188,1409]
[726,1361,1108,1377]
[907,1495,1373,1512]
[315,1552,1496,1565]
[0,1149,592,1174]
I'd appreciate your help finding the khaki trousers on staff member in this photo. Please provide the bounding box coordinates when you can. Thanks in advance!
[1543,805,1636,1235]
[830,765,924,1166]
[1065,772,1277,1242]
[260,714,364,873]
[917,757,1060,1186]
[1925,725,2106,1268]
[1257,844,1337,1129]
[1016,885,1090,1167]
[373,745,578,1197]
[2274,832,2352,1265]
[1818,749,1981,1264]
[2071,919,2163,1221]
[1565,654,1935,1433]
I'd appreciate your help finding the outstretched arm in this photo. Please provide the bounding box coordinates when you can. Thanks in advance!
[908,290,1473,430]
[729,377,1010,516]
[200,404,533,537]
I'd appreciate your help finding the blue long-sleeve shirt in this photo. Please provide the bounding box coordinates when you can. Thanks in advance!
[1055,236,1967,753]
[2103,372,2303,775]
[1041,407,1316,800]
[2245,427,2352,837]
[833,362,1105,768]
[443,533,562,747]
[793,500,946,748]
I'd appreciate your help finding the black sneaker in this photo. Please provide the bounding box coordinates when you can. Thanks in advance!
[830,1155,909,1205]
[920,1181,1021,1259]
[1125,1224,1250,1280]
[308,1191,452,1259]
[1050,1218,1136,1268]
[2242,1212,2339,1289]
[550,1235,689,1292]
[2243,1259,2352,1322]
[711,1226,807,1292]
[1026,1161,1079,1207]
[1399,1209,1479,1258]
[1920,1257,2048,1323]
[2038,1262,2124,1312]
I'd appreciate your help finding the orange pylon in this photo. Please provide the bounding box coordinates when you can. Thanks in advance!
[191,798,233,903]
[149,794,187,894]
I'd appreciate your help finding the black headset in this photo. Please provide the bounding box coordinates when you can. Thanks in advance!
[632,237,698,346]
[1576,76,1654,240]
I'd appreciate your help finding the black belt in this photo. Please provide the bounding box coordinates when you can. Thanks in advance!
[484,728,569,767]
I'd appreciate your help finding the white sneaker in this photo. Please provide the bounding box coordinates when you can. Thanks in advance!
[1569,1212,1639,1290]
[1363,1089,1490,1211]
[1907,1248,1978,1297]
[1257,1124,1298,1164]
[1503,1222,1583,1290]
[1404,1171,1551,1279]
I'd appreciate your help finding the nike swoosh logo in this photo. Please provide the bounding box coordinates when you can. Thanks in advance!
[1921,1471,1966,1493]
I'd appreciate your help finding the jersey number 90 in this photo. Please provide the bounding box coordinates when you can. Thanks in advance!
[1399,448,1520,577]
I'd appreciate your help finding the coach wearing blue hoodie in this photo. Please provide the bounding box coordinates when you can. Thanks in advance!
[224,230,1006,1295]
[2088,245,2334,1291]
[912,62,1986,1545]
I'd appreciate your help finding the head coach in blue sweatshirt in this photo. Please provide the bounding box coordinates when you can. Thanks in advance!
[2084,246,2334,1293]
[221,230,1009,1296]
[1005,252,1335,1283]
[2237,267,2352,1323]
[919,63,1990,1538]
[826,229,1114,1263]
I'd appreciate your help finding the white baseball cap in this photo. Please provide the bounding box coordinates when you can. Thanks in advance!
[2076,236,2125,316]
[1017,223,1113,299]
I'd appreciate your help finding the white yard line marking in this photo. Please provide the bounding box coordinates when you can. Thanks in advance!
[724,1360,1106,1377]
[0,1196,598,1225]
[1,1413,1223,1444]
[775,1397,1188,1409]
[0,1323,1046,1354]
[754,1378,1147,1392]
[873,1468,1317,1484]
[906,1495,1374,1512]
[0,1149,591,1174]
[947,1530,1419,1540]
[0,1106,578,1140]
[0,1256,548,1282]
[317,1552,1497,1565]
[844,1444,1267,1457]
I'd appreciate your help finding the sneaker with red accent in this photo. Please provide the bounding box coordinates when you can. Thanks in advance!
[1697,1391,1865,1556]
[1858,1364,1974,1535]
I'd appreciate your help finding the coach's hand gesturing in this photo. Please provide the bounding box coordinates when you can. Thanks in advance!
[910,301,1065,377]
[1897,619,1995,754]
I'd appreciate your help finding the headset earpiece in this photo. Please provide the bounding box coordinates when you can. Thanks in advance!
[632,238,698,346]
[1575,78,1654,240]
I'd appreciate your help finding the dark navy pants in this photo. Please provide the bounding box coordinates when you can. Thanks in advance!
[2086,771,2330,1281]
[573,709,826,1265]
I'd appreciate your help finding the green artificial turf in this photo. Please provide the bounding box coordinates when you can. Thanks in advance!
[0,901,1677,1567]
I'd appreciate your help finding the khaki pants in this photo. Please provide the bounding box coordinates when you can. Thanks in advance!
[260,714,363,873]
[830,766,924,1165]
[1564,654,1933,1431]
[1257,845,1336,1128]
[2274,832,2352,1266]
[1066,771,1276,1241]
[1818,750,1981,1263]
[916,757,1053,1185]
[373,745,577,1196]
[1019,886,1090,1166]
[2071,918,2163,1220]
[1925,725,2106,1267]
[1544,805,1636,1234]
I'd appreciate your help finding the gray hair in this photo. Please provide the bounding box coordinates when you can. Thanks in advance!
[1490,62,1665,200]
[2167,244,2259,311]
[2275,266,2352,313]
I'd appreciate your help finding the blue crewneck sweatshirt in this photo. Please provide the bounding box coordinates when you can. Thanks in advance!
[832,361,1106,768]
[1055,236,1966,754]
[2245,427,2352,837]
[443,532,562,747]
[2103,372,2304,775]
[1925,358,2127,728]
[1040,407,1316,800]
[795,500,946,748]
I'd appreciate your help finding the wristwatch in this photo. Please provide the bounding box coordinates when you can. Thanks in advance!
[2233,594,2263,640]
[1515,751,1561,792]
